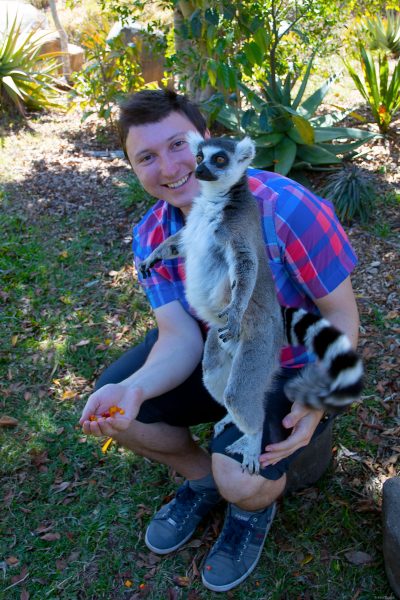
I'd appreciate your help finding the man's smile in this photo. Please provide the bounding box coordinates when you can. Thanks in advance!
[164,173,191,189]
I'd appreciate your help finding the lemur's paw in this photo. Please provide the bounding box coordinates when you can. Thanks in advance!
[217,308,241,342]
[214,414,234,437]
[138,257,159,279]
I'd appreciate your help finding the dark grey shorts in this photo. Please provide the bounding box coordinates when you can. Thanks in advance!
[96,329,332,480]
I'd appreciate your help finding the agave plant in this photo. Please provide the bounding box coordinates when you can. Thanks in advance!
[0,15,64,115]
[322,165,376,224]
[364,10,400,58]
[345,45,400,134]
[202,55,376,176]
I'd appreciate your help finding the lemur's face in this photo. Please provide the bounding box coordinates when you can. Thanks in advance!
[126,112,205,215]
[187,133,255,190]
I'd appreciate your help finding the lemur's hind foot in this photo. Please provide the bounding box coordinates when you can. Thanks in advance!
[226,431,263,475]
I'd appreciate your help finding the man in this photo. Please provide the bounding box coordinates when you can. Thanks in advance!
[80,89,360,592]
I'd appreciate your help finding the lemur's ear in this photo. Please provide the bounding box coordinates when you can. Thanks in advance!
[237,137,256,163]
[186,131,204,156]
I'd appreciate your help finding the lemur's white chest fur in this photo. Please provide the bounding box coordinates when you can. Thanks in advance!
[181,176,234,326]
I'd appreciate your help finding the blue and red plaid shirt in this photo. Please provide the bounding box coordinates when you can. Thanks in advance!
[133,169,357,367]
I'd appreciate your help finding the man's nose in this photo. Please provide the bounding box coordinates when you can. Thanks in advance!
[160,153,180,179]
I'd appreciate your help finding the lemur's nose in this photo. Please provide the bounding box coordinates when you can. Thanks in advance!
[195,163,217,181]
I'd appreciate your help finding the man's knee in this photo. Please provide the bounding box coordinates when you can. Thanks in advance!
[211,453,286,507]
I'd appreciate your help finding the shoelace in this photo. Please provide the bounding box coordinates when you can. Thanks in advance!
[165,485,200,523]
[215,515,254,558]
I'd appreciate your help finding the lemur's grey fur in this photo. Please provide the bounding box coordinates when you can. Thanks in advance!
[139,134,363,474]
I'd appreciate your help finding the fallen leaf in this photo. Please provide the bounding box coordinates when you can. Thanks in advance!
[20,588,30,600]
[11,335,18,346]
[344,550,374,565]
[300,554,314,566]
[51,481,71,493]
[40,532,61,541]
[6,556,19,566]
[34,523,53,534]
[0,415,18,427]
[11,565,28,584]
[61,390,77,401]
[172,575,190,587]
[76,339,90,347]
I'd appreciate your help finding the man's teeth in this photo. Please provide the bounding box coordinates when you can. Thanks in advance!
[166,175,189,189]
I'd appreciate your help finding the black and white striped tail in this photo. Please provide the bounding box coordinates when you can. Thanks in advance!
[281,307,363,411]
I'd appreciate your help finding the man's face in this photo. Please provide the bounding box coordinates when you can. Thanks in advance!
[126,111,203,214]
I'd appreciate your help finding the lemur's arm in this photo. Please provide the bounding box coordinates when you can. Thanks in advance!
[218,237,258,342]
[139,231,184,279]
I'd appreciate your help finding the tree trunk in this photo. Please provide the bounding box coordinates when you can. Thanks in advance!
[174,2,215,103]
[48,0,71,82]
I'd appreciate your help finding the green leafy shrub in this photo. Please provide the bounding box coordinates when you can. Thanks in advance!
[364,10,400,57]
[71,20,146,123]
[0,17,64,115]
[322,164,376,223]
[202,56,376,176]
[345,45,400,133]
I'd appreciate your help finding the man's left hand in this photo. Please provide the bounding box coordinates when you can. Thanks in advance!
[259,401,324,467]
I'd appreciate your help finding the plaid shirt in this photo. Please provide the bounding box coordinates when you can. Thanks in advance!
[133,169,357,367]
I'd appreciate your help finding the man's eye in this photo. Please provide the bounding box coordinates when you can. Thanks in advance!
[174,140,186,148]
[196,155,203,164]
[140,154,153,163]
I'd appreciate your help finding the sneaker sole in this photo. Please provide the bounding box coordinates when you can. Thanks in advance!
[201,503,277,592]
[144,526,197,555]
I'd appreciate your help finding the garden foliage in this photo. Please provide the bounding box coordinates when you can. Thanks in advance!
[70,19,146,122]
[0,16,64,115]
[323,165,377,223]
[202,57,376,175]
[363,10,400,57]
[345,44,400,134]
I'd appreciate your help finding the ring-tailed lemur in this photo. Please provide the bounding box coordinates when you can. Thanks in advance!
[139,134,363,474]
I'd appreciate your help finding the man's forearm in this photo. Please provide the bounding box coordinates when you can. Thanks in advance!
[120,331,204,402]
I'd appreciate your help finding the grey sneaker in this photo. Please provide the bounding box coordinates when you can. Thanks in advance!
[201,502,277,592]
[145,481,221,554]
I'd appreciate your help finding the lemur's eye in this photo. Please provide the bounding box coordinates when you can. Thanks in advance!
[215,155,226,164]
[196,154,203,164]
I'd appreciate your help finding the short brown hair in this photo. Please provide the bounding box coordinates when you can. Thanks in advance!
[118,89,207,160]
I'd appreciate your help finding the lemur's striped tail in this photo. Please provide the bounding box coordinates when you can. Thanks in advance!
[281,307,363,411]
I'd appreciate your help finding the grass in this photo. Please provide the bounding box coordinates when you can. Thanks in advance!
[0,112,398,600]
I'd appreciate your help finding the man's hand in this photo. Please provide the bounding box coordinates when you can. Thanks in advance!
[79,384,143,437]
[259,401,324,467]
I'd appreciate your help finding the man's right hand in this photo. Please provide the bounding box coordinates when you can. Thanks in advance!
[79,384,143,437]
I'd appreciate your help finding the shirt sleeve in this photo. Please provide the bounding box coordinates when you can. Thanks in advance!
[132,222,188,311]
[275,182,358,299]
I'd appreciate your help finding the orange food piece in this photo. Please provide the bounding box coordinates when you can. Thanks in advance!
[89,415,97,422]
[101,437,113,453]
